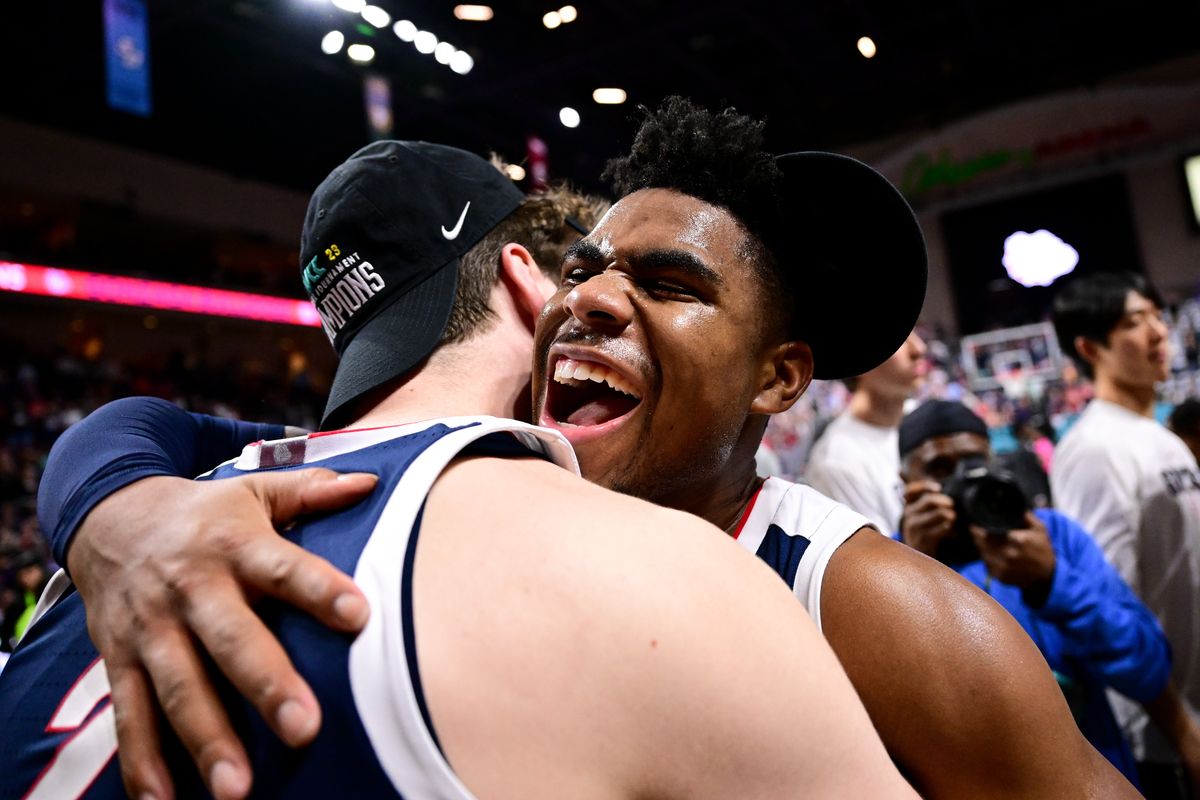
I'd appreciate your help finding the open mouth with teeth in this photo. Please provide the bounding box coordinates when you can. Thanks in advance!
[545,357,642,427]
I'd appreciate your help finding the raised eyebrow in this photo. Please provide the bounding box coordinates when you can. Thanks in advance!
[633,248,725,287]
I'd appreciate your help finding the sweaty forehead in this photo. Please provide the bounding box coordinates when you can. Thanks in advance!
[582,188,751,265]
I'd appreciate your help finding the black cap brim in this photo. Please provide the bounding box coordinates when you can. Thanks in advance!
[320,258,458,429]
[773,152,928,380]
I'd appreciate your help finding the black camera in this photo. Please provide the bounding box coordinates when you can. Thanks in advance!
[934,456,1029,565]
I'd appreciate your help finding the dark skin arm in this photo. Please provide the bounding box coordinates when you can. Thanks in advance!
[823,529,1137,799]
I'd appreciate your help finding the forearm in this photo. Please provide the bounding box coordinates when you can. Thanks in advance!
[38,396,285,567]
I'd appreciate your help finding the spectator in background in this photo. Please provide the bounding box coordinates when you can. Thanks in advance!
[804,330,927,533]
[1002,410,1054,509]
[897,399,1181,789]
[1,550,49,652]
[1052,271,1200,799]
[1170,399,1200,465]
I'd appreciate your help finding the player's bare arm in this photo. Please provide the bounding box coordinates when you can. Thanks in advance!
[418,455,918,799]
[822,528,1139,799]
[67,469,375,800]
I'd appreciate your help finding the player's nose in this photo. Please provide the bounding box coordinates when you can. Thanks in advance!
[563,271,635,333]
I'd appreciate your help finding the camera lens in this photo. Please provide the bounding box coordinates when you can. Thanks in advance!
[963,476,1027,532]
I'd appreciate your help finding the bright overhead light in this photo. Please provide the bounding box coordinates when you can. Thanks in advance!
[558,5,577,22]
[449,49,474,74]
[592,87,626,104]
[414,30,438,54]
[559,106,580,128]
[504,163,526,181]
[331,0,365,12]
[542,10,562,28]
[393,19,417,41]
[360,5,390,28]
[857,36,877,58]
[347,43,375,63]
[1002,229,1079,287]
[320,30,345,54]
[454,5,493,21]
[434,41,456,64]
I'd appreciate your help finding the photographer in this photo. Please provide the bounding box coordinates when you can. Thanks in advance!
[898,399,1173,788]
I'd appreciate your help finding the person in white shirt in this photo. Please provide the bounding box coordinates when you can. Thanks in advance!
[1052,271,1200,798]
[805,330,927,533]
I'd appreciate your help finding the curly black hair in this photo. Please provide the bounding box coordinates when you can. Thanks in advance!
[603,96,793,331]
[603,96,782,233]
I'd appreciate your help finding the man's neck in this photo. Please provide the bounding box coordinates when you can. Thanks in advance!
[649,441,764,535]
[848,389,906,429]
[348,335,532,429]
[1094,374,1157,418]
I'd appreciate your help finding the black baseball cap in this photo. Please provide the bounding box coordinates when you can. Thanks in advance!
[300,140,524,429]
[767,152,927,380]
[899,400,989,457]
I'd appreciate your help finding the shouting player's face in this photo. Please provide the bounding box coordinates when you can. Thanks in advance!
[532,188,792,504]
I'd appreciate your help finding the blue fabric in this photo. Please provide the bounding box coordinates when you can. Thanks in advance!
[754,524,811,589]
[898,509,1170,784]
[38,397,283,568]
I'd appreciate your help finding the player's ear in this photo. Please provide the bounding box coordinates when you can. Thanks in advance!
[751,340,812,415]
[1073,335,1103,367]
[498,243,553,332]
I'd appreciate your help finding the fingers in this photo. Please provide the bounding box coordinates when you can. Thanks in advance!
[907,495,956,537]
[139,625,252,800]
[185,571,322,748]
[109,662,174,800]
[251,469,377,524]
[903,480,942,503]
[233,531,369,632]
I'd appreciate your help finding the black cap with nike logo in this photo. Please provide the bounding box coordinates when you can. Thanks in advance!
[300,140,524,429]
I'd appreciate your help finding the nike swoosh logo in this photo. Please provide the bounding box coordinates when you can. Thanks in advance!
[441,201,471,240]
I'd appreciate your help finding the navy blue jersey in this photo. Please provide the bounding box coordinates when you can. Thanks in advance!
[0,417,576,799]
[731,477,873,632]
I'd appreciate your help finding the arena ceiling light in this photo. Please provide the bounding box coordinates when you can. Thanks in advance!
[393,19,417,41]
[559,106,580,127]
[383,20,473,76]
[413,30,438,54]
[347,43,376,63]
[1001,229,1079,287]
[433,41,456,65]
[543,6,577,28]
[360,5,390,28]
[454,5,493,21]
[449,49,474,74]
[592,87,626,104]
[331,0,366,13]
[857,36,877,58]
[504,163,526,181]
[320,30,345,55]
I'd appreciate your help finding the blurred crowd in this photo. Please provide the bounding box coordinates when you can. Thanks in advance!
[763,294,1200,481]
[0,334,328,651]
